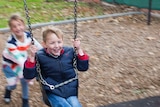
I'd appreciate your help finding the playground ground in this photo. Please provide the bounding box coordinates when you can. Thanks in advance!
[0,9,160,107]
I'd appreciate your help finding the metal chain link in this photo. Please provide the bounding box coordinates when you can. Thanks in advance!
[73,0,78,74]
[23,0,34,45]
[36,55,78,90]
[24,0,77,43]
[74,0,78,40]
[23,0,79,90]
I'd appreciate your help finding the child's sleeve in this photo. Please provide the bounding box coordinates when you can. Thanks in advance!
[77,52,89,71]
[23,58,37,79]
[3,43,28,68]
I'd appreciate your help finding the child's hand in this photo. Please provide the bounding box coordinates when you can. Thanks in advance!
[28,45,38,62]
[73,38,81,50]
[72,38,84,56]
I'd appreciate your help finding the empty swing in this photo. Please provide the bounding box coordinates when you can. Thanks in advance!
[23,0,79,106]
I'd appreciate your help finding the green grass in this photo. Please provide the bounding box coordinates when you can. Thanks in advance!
[0,0,104,28]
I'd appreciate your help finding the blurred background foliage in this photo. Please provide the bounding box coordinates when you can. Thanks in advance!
[0,0,104,28]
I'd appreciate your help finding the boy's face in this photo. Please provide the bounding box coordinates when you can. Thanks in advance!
[10,20,25,37]
[43,33,63,56]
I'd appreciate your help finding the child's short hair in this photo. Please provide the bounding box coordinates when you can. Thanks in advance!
[8,13,25,27]
[42,26,64,42]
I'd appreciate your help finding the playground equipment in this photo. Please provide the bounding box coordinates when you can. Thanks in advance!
[103,0,160,25]
[23,0,78,106]
[0,11,144,33]
[0,1,160,33]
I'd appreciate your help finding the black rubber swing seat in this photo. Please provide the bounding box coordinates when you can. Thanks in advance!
[99,96,160,107]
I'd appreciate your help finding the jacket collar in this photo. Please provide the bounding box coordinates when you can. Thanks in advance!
[45,48,64,58]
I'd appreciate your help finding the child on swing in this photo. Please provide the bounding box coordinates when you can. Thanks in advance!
[23,26,89,107]
[2,14,42,107]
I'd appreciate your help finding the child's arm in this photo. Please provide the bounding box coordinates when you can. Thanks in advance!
[3,43,27,68]
[76,51,89,71]
[23,58,37,79]
[72,38,89,71]
[23,45,38,79]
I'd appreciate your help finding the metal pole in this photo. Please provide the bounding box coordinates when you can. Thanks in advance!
[0,11,144,33]
[147,0,152,25]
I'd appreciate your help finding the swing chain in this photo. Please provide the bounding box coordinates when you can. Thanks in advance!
[74,0,78,40]
[23,0,34,45]
[36,58,55,90]
[23,0,79,90]
[36,55,78,90]
[24,0,77,42]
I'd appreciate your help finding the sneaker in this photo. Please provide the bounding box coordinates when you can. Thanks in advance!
[4,89,11,103]
[4,98,11,103]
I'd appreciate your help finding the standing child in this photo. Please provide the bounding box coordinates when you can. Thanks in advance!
[23,26,89,107]
[2,14,42,107]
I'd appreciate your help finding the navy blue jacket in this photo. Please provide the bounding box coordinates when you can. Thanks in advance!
[23,46,89,98]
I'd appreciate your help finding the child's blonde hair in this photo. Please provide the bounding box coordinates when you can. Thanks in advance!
[42,26,64,42]
[8,13,25,27]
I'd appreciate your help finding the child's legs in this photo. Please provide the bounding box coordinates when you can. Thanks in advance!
[6,85,17,90]
[67,96,82,107]
[3,65,17,90]
[20,78,29,99]
[47,93,72,107]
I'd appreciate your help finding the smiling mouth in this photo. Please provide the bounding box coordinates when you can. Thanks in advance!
[53,49,61,53]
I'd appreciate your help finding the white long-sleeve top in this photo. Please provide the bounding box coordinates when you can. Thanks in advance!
[2,32,42,78]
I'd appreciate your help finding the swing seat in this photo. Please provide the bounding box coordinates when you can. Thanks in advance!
[37,76,51,107]
[40,85,51,107]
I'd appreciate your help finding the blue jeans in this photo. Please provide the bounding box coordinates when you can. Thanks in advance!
[3,65,29,99]
[47,94,82,107]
